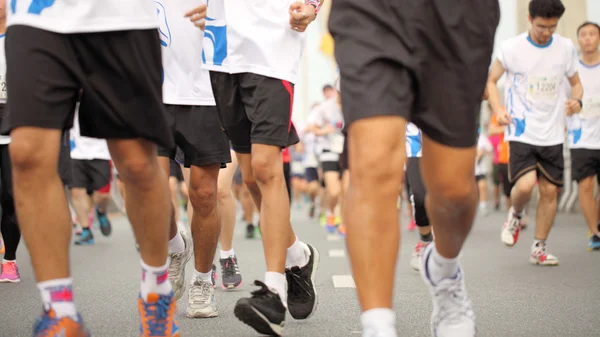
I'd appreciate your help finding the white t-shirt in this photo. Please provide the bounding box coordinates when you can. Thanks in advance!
[475,134,493,176]
[70,109,111,161]
[0,33,8,145]
[406,123,422,158]
[202,0,305,83]
[311,97,344,162]
[8,0,157,33]
[498,33,578,146]
[568,61,600,149]
[158,0,215,106]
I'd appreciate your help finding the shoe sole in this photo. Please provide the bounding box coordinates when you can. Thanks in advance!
[0,278,20,283]
[74,241,94,245]
[529,258,559,266]
[290,244,320,320]
[234,301,283,336]
[186,308,219,318]
[222,280,243,290]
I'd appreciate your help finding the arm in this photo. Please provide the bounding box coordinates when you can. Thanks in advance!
[487,117,505,136]
[565,73,583,116]
[486,59,508,122]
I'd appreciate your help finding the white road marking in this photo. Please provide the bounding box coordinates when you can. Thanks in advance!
[326,234,341,241]
[332,275,356,288]
[328,249,346,258]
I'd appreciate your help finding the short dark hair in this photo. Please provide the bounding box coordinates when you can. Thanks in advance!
[529,0,565,19]
[322,84,333,91]
[577,21,600,35]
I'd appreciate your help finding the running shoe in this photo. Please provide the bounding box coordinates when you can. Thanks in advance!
[33,309,89,337]
[406,220,416,232]
[74,229,94,245]
[286,243,319,320]
[234,281,286,336]
[410,241,429,271]
[186,277,218,318]
[245,224,255,239]
[168,226,193,301]
[530,242,559,266]
[589,234,600,251]
[220,255,242,290]
[0,260,20,283]
[501,207,521,246]
[138,292,180,337]
[96,207,112,236]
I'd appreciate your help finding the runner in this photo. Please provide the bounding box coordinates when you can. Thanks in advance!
[488,112,512,211]
[329,0,499,336]
[202,1,322,334]
[156,0,231,319]
[3,1,178,336]
[487,0,582,265]
[475,128,493,216]
[570,21,600,250]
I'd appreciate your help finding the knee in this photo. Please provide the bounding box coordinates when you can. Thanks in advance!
[189,183,217,216]
[9,140,49,172]
[578,178,594,193]
[428,180,477,213]
[250,153,281,185]
[538,183,558,201]
[352,148,403,191]
[116,156,157,186]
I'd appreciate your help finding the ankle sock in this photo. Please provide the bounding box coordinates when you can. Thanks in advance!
[427,245,459,284]
[264,271,287,306]
[38,278,78,319]
[140,259,172,301]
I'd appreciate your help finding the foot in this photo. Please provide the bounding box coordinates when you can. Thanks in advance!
[0,261,20,283]
[530,243,559,266]
[168,226,193,301]
[337,223,347,237]
[501,208,520,246]
[410,241,429,271]
[33,309,89,337]
[220,256,242,290]
[186,278,218,318]
[95,207,112,237]
[420,245,476,337]
[588,234,600,251]
[138,292,180,337]
[74,229,94,245]
[286,243,319,320]
[406,220,417,232]
[245,224,255,239]
[234,281,286,336]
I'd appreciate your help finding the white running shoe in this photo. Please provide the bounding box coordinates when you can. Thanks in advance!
[410,241,429,271]
[168,225,193,301]
[530,242,559,266]
[501,207,521,246]
[419,245,476,337]
[187,278,219,318]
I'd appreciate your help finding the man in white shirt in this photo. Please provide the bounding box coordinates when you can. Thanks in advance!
[155,0,233,320]
[487,0,583,266]
[1,1,178,336]
[570,21,600,250]
[201,1,322,335]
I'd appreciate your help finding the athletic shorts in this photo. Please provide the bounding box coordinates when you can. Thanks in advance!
[497,163,511,197]
[305,167,318,182]
[209,72,299,153]
[322,160,341,173]
[157,105,231,168]
[475,174,486,182]
[329,0,499,147]
[571,148,600,183]
[509,141,564,187]
[492,164,501,185]
[339,136,349,172]
[169,159,184,182]
[2,26,172,149]
[71,159,112,194]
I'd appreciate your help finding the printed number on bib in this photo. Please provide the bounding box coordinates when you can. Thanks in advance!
[330,133,345,154]
[581,97,600,118]
[527,76,558,101]
[0,74,6,100]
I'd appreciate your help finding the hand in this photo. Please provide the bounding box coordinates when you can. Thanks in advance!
[289,2,316,33]
[565,99,581,116]
[184,4,207,30]
[496,107,512,126]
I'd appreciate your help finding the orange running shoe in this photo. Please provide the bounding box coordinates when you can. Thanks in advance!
[138,292,180,337]
[33,309,89,337]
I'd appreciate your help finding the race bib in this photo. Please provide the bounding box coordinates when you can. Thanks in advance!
[305,153,318,168]
[581,97,600,118]
[330,133,345,154]
[0,73,6,100]
[527,76,558,101]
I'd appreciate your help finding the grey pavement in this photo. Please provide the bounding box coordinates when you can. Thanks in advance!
[0,204,599,337]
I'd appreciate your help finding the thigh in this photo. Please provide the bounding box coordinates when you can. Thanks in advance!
[209,71,251,153]
[3,26,80,135]
[74,30,173,150]
[414,0,499,148]
[175,105,231,168]
[329,0,415,128]
[88,160,112,192]
[239,73,299,149]
[536,144,564,187]
[508,142,537,184]
[570,149,595,183]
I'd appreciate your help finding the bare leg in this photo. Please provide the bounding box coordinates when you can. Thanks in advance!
[218,154,238,251]
[578,176,598,235]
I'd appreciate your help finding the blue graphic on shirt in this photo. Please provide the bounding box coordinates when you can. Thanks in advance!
[10,0,16,14]
[202,0,228,66]
[507,74,527,137]
[156,2,171,47]
[28,0,55,14]
[567,116,583,144]
[70,139,76,151]
[405,123,422,158]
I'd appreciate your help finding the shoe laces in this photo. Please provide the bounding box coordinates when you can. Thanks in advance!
[286,267,310,302]
[142,295,172,336]
[221,257,239,278]
[433,276,474,325]
[190,281,212,303]
[2,261,17,275]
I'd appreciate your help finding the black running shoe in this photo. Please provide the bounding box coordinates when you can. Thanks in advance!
[286,243,320,320]
[234,280,286,336]
[245,224,255,239]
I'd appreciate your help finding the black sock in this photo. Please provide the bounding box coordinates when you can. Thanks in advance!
[597,222,600,233]
[420,231,433,242]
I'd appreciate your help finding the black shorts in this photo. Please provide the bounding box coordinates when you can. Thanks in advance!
[322,160,341,173]
[571,148,600,183]
[475,175,486,182]
[157,105,231,168]
[492,164,501,185]
[497,163,511,197]
[2,26,172,149]
[509,142,564,187]
[169,159,184,182]
[209,72,299,153]
[305,167,318,183]
[329,0,499,148]
[71,159,111,194]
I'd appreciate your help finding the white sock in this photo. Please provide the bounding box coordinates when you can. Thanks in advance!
[427,245,459,285]
[140,259,172,301]
[286,237,309,269]
[479,201,487,208]
[191,268,212,284]
[264,271,287,306]
[2,259,15,263]
[168,232,185,255]
[37,278,78,320]
[360,308,397,337]
[220,249,235,259]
